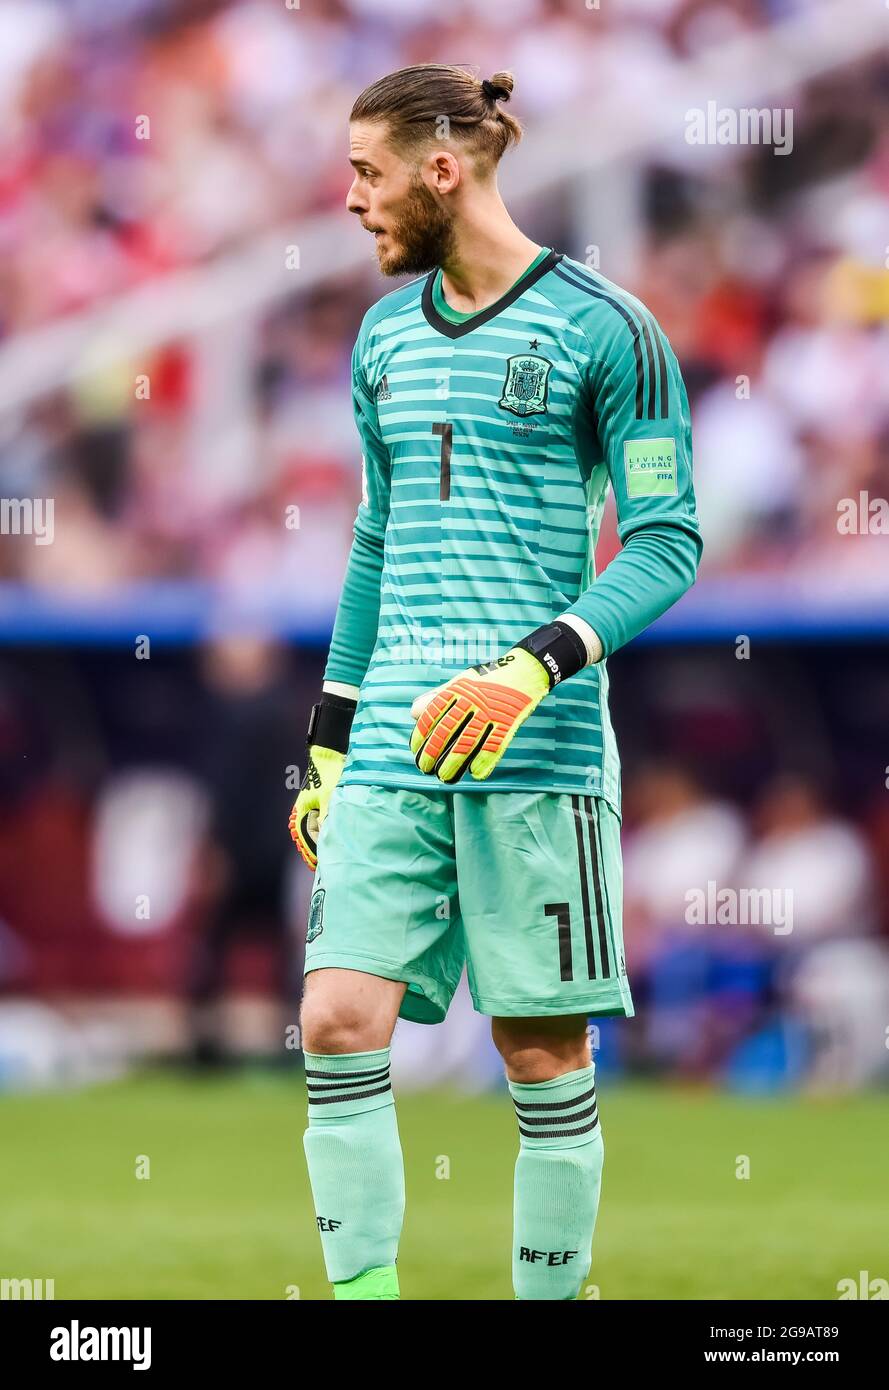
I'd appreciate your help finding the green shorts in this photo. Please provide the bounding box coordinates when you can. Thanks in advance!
[304,783,634,1026]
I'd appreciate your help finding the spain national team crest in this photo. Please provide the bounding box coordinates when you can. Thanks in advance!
[307,888,325,943]
[498,353,552,416]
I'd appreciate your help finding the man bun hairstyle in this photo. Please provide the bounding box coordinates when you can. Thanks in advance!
[351,64,523,172]
[480,73,514,104]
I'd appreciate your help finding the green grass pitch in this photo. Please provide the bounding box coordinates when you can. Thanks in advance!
[1,1069,886,1300]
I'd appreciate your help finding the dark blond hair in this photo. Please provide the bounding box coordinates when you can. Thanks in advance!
[350,65,523,172]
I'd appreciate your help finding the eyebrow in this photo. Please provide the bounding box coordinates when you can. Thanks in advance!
[349,157,380,172]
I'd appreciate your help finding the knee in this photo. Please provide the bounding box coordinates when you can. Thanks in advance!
[299,989,385,1056]
[492,1021,591,1083]
[501,1046,590,1084]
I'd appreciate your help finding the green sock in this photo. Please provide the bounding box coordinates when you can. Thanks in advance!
[302,1047,405,1295]
[508,1062,604,1301]
[332,1264,400,1300]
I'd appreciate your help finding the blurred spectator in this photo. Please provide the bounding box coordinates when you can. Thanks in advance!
[184,633,304,1066]
[741,773,878,947]
[622,763,766,1077]
[623,762,746,973]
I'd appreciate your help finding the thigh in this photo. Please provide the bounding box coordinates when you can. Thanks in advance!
[456,791,635,1020]
[306,783,464,1026]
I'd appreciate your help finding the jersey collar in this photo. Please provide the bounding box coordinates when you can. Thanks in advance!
[420,249,563,340]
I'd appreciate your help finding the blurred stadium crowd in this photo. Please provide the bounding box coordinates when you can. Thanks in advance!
[2,637,888,1094]
[0,0,888,1093]
[0,0,887,593]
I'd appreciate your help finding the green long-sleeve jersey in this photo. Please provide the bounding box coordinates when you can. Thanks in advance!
[324,250,702,814]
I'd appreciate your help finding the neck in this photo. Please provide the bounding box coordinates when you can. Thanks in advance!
[438,194,542,313]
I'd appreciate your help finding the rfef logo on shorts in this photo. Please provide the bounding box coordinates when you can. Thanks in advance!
[307,888,325,943]
[624,438,678,497]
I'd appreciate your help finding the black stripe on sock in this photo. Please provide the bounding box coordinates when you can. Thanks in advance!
[307,1082,392,1106]
[306,1082,391,1102]
[307,1070,390,1092]
[518,1116,600,1141]
[516,1101,599,1129]
[512,1082,597,1114]
[304,1064,390,1080]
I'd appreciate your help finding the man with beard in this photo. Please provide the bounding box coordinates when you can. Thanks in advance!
[289,64,702,1300]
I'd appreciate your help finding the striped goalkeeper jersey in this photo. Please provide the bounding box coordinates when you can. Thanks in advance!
[324,250,702,812]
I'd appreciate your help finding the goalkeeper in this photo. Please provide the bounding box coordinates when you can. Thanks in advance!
[291,63,702,1302]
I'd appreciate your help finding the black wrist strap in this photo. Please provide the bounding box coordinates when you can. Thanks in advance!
[307,693,357,755]
[515,621,589,689]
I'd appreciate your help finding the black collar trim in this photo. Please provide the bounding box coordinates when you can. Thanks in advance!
[420,250,563,339]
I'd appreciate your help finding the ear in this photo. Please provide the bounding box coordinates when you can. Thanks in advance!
[425,147,461,196]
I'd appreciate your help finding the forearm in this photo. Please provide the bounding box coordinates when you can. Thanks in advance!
[323,518,384,691]
[563,522,702,660]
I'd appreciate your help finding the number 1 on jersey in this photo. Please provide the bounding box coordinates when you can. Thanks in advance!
[432,422,453,501]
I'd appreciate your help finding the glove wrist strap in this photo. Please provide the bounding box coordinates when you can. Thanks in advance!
[307,693,357,755]
[515,621,589,689]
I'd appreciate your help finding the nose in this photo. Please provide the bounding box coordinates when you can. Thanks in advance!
[346,178,366,216]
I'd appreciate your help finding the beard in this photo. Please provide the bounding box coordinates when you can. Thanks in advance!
[375,174,456,276]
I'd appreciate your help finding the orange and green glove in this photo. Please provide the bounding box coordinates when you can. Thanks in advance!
[409,622,588,784]
[289,693,356,870]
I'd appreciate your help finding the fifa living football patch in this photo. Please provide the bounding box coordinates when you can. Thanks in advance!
[624,438,677,497]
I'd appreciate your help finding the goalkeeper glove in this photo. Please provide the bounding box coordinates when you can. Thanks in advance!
[289,692,356,870]
[409,621,588,784]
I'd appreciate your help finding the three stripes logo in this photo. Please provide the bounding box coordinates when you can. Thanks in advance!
[553,261,671,421]
[544,796,615,984]
[511,1079,599,1141]
[305,1060,392,1108]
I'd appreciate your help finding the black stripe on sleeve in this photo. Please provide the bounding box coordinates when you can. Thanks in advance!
[554,264,647,419]
[554,261,671,419]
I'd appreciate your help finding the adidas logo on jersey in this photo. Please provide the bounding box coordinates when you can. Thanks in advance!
[375,374,392,401]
